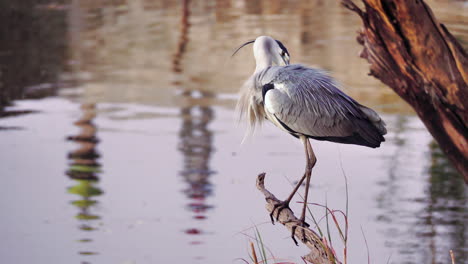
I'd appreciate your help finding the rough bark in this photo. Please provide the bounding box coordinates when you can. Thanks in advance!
[256,173,341,264]
[341,0,468,182]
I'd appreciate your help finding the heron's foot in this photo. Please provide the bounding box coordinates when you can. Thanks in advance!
[269,200,290,224]
[287,219,310,246]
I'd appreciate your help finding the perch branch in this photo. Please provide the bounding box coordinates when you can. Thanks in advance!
[256,173,340,264]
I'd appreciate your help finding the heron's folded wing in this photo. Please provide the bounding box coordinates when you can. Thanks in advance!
[261,65,385,147]
[264,87,355,138]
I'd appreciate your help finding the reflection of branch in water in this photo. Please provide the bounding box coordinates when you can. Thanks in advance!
[172,0,191,75]
[66,103,103,258]
[385,115,408,183]
[376,116,467,263]
[178,92,216,235]
[425,141,467,263]
[179,100,215,202]
[172,0,216,254]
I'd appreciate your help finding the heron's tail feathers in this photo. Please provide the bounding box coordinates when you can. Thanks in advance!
[359,105,387,136]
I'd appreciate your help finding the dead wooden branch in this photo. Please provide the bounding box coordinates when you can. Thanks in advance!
[342,0,468,182]
[256,173,340,264]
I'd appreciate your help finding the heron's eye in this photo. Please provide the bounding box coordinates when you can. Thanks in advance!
[281,50,286,57]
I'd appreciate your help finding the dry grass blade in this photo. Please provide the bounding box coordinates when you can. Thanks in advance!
[254,226,268,264]
[251,241,259,264]
[360,226,370,264]
[450,250,455,264]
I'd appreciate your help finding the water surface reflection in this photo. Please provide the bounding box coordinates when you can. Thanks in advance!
[423,142,467,263]
[0,1,68,110]
[178,96,216,249]
[0,1,467,264]
[66,103,103,260]
[374,115,467,264]
[173,0,216,259]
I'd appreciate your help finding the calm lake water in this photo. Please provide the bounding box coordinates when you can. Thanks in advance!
[0,1,467,264]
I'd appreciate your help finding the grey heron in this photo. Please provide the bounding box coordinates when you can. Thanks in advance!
[234,36,387,244]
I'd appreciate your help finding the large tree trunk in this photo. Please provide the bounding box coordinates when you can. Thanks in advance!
[341,0,468,182]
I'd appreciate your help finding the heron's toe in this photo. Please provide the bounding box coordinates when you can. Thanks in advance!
[269,201,290,224]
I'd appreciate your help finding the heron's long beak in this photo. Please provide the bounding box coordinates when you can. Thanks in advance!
[231,40,255,57]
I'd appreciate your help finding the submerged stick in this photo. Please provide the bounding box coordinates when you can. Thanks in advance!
[256,173,341,264]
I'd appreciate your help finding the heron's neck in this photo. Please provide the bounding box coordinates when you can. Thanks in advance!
[254,53,272,73]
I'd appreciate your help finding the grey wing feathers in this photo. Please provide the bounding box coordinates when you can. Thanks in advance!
[259,65,387,148]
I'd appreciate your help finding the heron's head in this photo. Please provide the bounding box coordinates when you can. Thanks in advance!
[233,36,290,71]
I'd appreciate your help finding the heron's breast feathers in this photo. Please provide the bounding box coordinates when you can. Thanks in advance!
[236,77,266,133]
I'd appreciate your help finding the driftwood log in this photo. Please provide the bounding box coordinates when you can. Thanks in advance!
[256,173,341,264]
[341,0,468,182]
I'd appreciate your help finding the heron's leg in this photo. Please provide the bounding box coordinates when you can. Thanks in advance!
[281,138,317,245]
[301,139,316,219]
[269,136,311,224]
[292,138,317,243]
